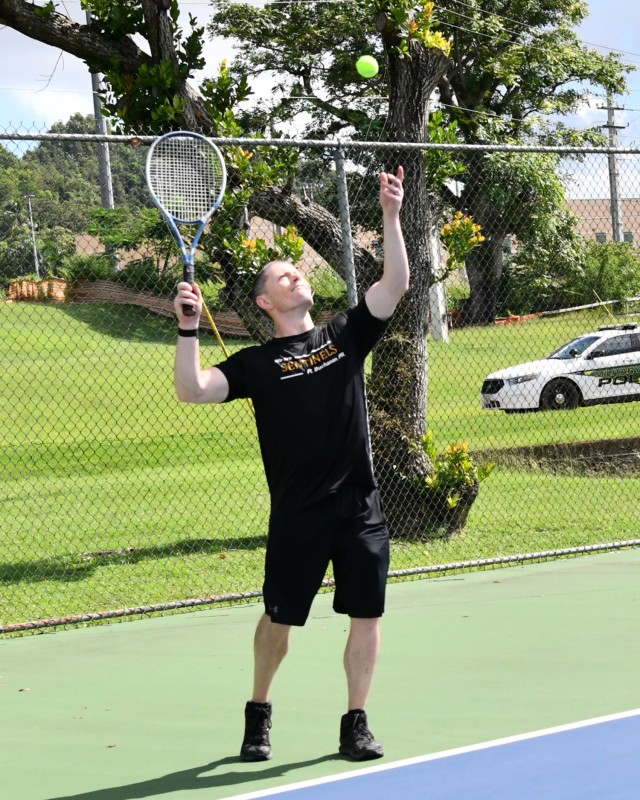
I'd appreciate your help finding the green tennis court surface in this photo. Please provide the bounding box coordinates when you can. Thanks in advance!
[2,549,639,800]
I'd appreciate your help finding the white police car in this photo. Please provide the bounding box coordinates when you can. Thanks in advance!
[481,323,640,411]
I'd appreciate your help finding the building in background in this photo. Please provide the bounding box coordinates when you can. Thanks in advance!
[568,198,640,244]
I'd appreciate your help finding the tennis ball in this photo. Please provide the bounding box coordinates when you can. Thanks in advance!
[356,55,379,79]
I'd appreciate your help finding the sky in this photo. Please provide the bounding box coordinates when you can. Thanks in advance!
[0,0,639,143]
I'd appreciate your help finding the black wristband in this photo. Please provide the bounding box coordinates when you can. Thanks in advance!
[178,328,199,338]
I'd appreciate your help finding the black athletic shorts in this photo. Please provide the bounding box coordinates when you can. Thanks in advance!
[263,485,390,626]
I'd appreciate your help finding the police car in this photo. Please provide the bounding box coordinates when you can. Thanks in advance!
[481,323,640,412]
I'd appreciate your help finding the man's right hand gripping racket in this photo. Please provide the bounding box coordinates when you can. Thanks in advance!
[145,131,227,317]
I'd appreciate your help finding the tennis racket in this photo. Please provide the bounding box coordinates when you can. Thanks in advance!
[145,131,227,316]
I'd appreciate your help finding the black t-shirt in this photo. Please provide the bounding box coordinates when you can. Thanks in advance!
[216,297,388,514]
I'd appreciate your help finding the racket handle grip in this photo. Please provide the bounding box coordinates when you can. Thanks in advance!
[183,266,196,316]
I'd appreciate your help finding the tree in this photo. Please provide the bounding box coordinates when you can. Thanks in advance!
[432,0,632,323]
[0,0,207,129]
[0,114,158,282]
[0,146,21,239]
[446,149,584,321]
[22,113,150,231]
[211,0,631,325]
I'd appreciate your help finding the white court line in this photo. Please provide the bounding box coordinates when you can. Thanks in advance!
[223,708,640,800]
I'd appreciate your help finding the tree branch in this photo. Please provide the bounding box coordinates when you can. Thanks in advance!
[0,0,213,129]
[249,186,380,288]
[0,0,149,73]
[300,73,370,130]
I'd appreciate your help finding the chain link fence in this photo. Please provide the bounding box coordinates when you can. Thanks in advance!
[2,126,639,633]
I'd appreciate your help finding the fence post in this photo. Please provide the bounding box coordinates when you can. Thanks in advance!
[333,147,358,307]
[86,10,115,211]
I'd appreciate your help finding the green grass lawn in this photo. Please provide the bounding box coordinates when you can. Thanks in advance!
[1,301,638,628]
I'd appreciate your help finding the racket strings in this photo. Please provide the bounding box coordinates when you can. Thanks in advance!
[149,136,224,222]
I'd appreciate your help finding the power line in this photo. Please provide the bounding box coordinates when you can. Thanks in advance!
[433,14,640,70]
[441,0,640,62]
[2,0,640,111]
[7,0,640,62]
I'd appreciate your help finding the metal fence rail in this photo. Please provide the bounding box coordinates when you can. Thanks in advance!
[2,128,639,633]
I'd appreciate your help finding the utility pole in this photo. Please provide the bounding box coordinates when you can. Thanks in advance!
[600,92,627,243]
[86,11,114,210]
[25,194,40,278]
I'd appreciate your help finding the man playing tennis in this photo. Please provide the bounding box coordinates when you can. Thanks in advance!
[174,167,409,762]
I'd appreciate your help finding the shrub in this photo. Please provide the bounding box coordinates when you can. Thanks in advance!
[445,282,470,313]
[0,226,75,286]
[118,258,178,296]
[579,241,640,304]
[62,254,118,282]
[501,239,640,315]
[414,431,495,510]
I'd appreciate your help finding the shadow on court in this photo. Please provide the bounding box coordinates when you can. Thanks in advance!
[44,754,344,800]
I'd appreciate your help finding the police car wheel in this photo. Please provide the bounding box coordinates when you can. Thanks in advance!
[540,379,580,411]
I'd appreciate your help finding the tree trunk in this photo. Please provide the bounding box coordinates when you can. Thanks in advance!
[462,235,505,325]
[368,33,452,537]
[457,155,508,326]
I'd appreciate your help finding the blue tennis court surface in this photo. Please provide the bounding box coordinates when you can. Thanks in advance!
[227,710,640,800]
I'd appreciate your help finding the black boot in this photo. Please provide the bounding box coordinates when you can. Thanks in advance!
[339,709,384,760]
[240,701,272,761]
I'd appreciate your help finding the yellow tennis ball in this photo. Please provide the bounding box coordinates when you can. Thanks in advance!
[356,55,379,79]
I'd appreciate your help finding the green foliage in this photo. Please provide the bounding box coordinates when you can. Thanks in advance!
[371,0,451,58]
[425,112,465,190]
[579,241,640,303]
[5,115,150,237]
[209,0,385,138]
[502,239,640,316]
[93,6,205,129]
[62,254,178,296]
[462,150,584,317]
[118,258,179,296]
[208,0,631,327]
[38,228,77,274]
[85,0,145,37]
[88,207,168,254]
[0,227,33,283]
[85,206,204,285]
[200,59,253,132]
[309,266,348,311]
[439,211,485,275]
[414,432,495,509]
[445,282,470,313]
[33,1,56,19]
[0,225,75,286]
[436,0,630,145]
[199,280,226,312]
[62,254,118,282]
[223,225,305,290]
